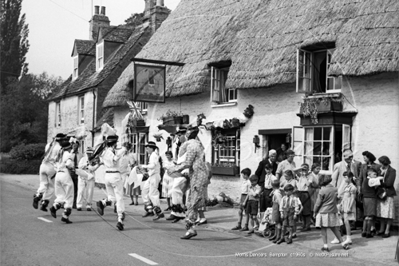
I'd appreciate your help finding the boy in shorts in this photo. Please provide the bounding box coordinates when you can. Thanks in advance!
[232,168,251,231]
[246,175,262,234]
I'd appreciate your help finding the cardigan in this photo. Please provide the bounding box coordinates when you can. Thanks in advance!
[314,184,339,214]
[380,166,397,197]
[360,163,381,198]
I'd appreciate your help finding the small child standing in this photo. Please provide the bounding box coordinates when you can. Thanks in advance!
[297,164,312,231]
[269,180,283,243]
[280,170,298,190]
[339,171,357,245]
[246,175,261,234]
[314,175,350,251]
[232,168,251,231]
[278,184,300,244]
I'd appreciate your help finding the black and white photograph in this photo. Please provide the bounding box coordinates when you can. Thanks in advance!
[1,0,398,265]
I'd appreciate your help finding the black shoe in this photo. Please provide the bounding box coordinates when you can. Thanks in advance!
[153,213,165,221]
[87,207,92,211]
[366,233,373,238]
[142,212,154,218]
[33,194,41,209]
[286,237,293,244]
[231,225,242,230]
[382,233,390,238]
[164,207,172,212]
[321,247,330,252]
[292,234,297,239]
[181,231,197,240]
[97,201,105,216]
[276,237,285,244]
[166,214,177,221]
[377,231,384,236]
[61,217,72,224]
[40,205,48,212]
[129,202,134,205]
[50,206,57,218]
[77,208,82,211]
[172,217,184,223]
[116,222,124,231]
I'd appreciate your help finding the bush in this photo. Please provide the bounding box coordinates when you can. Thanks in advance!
[9,143,46,160]
[0,157,42,174]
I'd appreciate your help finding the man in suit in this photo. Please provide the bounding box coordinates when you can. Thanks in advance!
[332,149,361,197]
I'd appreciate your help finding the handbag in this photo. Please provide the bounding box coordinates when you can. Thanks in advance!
[376,187,387,200]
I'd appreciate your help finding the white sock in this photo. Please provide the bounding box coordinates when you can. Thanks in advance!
[346,235,352,242]
[324,244,328,248]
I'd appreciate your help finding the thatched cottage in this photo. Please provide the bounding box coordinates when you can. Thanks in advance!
[103,0,398,209]
[47,1,170,156]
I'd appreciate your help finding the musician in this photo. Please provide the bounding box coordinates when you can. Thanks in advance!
[95,135,127,231]
[76,147,101,211]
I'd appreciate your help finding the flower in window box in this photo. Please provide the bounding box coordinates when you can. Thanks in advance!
[223,119,232,129]
[243,104,254,118]
[231,118,240,128]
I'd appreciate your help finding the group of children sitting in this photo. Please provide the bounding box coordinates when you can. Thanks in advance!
[232,164,353,251]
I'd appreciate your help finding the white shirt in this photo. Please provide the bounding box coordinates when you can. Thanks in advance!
[43,142,61,164]
[240,177,250,194]
[101,147,126,171]
[56,150,73,172]
[143,152,160,177]
[264,174,277,189]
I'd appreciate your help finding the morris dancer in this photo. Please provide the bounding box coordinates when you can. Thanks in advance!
[49,138,75,224]
[96,135,127,231]
[167,126,208,239]
[33,133,67,211]
[76,147,101,211]
[140,141,165,221]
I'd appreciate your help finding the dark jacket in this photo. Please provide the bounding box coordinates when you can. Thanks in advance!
[314,184,339,214]
[381,166,397,197]
[255,158,278,189]
[360,163,381,198]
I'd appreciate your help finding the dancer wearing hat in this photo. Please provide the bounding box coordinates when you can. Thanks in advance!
[140,141,165,220]
[167,126,209,239]
[96,135,127,231]
[49,139,76,224]
[33,133,68,211]
[76,147,101,211]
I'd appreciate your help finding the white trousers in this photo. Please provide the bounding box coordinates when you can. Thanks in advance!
[37,162,56,200]
[142,174,161,207]
[54,171,74,208]
[76,177,95,208]
[104,172,125,219]
[170,176,187,218]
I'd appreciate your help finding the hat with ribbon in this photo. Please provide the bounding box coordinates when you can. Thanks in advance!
[86,147,94,153]
[145,141,158,149]
[106,135,119,144]
[55,133,68,141]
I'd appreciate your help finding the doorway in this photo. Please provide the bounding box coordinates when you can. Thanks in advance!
[259,129,292,160]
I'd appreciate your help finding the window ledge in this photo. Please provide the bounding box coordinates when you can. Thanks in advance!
[211,102,237,108]
[306,92,342,99]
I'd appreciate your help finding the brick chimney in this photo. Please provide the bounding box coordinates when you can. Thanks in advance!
[89,5,110,40]
[143,0,170,33]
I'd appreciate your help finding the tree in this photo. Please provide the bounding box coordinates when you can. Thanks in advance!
[0,0,29,93]
[0,72,63,152]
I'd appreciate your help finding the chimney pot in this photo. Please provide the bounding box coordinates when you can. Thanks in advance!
[94,5,100,15]
[156,0,164,6]
[101,6,106,15]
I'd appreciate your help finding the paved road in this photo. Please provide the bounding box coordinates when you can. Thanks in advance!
[0,176,392,266]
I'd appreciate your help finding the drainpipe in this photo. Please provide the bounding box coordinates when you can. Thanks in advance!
[92,88,96,147]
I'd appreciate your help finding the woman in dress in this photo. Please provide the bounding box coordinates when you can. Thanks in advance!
[376,156,396,238]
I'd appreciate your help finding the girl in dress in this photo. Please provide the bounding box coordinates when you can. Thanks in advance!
[162,151,175,211]
[339,171,357,245]
[308,163,321,223]
[314,175,349,252]
[297,164,311,231]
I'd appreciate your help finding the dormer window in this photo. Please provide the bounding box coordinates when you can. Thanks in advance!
[78,96,84,124]
[96,41,104,71]
[210,61,236,104]
[73,55,79,79]
[296,44,342,94]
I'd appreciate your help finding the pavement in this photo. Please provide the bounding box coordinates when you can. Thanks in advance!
[2,173,398,266]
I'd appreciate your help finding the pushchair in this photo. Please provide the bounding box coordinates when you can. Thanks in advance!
[256,207,275,237]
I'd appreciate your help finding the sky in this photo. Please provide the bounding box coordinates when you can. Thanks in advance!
[21,0,181,80]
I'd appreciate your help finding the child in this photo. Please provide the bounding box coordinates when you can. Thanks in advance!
[280,170,298,190]
[269,180,283,243]
[297,164,312,231]
[231,168,251,231]
[308,163,321,222]
[339,171,357,245]
[260,165,277,224]
[362,168,380,238]
[314,175,350,251]
[277,184,300,244]
[292,190,303,238]
[257,207,273,237]
[245,175,261,234]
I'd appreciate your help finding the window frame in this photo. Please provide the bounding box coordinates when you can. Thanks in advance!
[133,101,148,115]
[212,129,240,166]
[129,132,148,164]
[73,55,79,80]
[78,96,85,124]
[296,47,342,94]
[55,102,61,127]
[96,41,104,71]
[211,66,236,104]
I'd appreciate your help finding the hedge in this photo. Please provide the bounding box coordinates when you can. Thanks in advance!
[9,143,46,161]
[0,157,41,174]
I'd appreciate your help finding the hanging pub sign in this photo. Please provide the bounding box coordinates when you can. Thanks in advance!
[133,63,166,103]
[132,58,185,103]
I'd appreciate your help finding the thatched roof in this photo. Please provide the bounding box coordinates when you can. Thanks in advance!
[125,0,399,97]
[103,62,134,107]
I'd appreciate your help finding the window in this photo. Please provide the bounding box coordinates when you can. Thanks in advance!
[133,101,148,114]
[78,96,84,124]
[96,41,104,71]
[129,132,148,164]
[212,129,240,166]
[297,46,342,94]
[73,56,78,79]
[55,102,61,127]
[211,66,237,104]
[80,140,85,154]
[292,124,352,172]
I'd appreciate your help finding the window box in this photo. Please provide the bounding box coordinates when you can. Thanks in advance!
[136,119,145,127]
[173,116,183,125]
[211,166,239,176]
[299,94,344,124]
[182,115,189,124]
[162,117,174,126]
